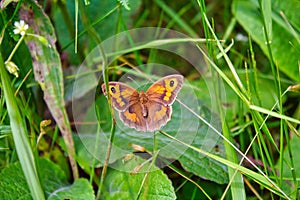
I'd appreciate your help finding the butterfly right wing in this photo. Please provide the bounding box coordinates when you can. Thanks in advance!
[102,82,139,111]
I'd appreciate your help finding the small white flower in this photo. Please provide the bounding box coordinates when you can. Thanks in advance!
[13,20,29,36]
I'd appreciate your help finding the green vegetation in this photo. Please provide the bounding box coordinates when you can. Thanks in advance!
[0,0,299,199]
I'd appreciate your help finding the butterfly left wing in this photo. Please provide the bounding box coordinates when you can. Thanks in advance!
[146,74,183,105]
[102,82,139,111]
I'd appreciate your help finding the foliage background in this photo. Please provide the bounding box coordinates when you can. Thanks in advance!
[0,0,299,199]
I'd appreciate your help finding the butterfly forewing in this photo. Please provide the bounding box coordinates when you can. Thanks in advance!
[146,74,183,105]
[102,82,139,111]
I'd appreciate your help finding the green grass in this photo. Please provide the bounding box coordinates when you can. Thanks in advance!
[0,0,299,199]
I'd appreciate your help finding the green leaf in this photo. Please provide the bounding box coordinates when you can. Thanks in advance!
[177,110,228,184]
[0,158,69,199]
[261,0,272,41]
[20,0,78,178]
[0,158,94,199]
[40,158,94,199]
[0,161,32,200]
[39,159,69,197]
[232,0,300,81]
[74,134,101,173]
[48,178,95,200]
[65,69,98,101]
[102,156,176,200]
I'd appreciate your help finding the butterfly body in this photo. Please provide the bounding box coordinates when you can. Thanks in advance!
[102,74,183,132]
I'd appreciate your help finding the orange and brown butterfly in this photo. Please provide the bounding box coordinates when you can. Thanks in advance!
[101,74,184,132]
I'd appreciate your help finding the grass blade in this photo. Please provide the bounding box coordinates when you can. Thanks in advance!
[0,53,45,200]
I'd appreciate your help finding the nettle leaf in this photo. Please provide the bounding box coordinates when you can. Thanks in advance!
[0,162,32,199]
[233,0,300,81]
[40,159,69,197]
[48,179,94,200]
[177,113,228,184]
[0,158,89,199]
[101,156,176,200]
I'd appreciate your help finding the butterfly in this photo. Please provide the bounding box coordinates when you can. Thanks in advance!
[102,74,184,132]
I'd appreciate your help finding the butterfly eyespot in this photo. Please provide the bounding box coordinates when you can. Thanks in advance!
[170,80,175,87]
[110,87,116,93]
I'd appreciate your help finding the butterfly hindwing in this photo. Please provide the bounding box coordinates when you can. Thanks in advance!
[119,103,147,132]
[146,102,172,132]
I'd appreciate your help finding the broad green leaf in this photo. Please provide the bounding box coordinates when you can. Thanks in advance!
[40,159,69,197]
[102,156,176,200]
[41,158,94,199]
[261,0,272,41]
[177,114,228,184]
[20,0,78,178]
[74,134,101,173]
[0,158,74,199]
[0,161,32,199]
[64,68,98,101]
[232,0,300,81]
[48,179,95,200]
[0,158,94,199]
